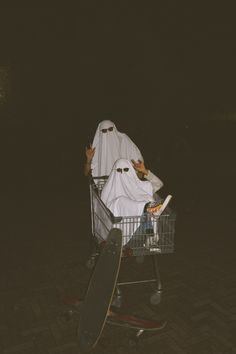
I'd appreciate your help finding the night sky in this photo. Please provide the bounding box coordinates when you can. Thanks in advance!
[0,2,236,196]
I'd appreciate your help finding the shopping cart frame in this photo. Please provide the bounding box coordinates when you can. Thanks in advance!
[87,176,176,306]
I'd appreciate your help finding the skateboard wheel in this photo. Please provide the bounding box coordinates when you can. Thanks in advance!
[150,290,162,305]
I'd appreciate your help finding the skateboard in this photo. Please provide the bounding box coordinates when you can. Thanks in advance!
[107,309,167,336]
[63,297,166,338]
[77,228,123,352]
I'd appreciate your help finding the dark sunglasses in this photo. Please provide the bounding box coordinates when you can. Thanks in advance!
[116,168,129,173]
[101,127,114,133]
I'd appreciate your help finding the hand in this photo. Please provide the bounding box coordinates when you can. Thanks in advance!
[146,203,162,214]
[131,159,148,176]
[85,144,95,163]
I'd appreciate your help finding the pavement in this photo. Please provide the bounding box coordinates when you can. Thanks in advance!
[0,179,235,354]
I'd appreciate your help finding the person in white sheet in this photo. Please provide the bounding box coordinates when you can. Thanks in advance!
[101,158,163,217]
[100,158,163,246]
[84,120,143,177]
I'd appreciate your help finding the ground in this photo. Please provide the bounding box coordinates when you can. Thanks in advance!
[0,172,235,354]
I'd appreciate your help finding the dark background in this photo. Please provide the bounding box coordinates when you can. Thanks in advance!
[0,5,235,353]
[0,1,235,213]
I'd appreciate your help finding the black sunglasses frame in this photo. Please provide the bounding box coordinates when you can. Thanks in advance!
[101,127,114,133]
[116,168,129,173]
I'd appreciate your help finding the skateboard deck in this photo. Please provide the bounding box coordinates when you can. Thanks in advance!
[77,228,123,352]
[107,309,167,332]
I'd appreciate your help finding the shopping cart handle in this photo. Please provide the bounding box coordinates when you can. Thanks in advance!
[91,175,109,181]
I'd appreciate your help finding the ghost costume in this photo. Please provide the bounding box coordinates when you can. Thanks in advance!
[100,159,162,245]
[91,120,143,177]
[101,159,154,216]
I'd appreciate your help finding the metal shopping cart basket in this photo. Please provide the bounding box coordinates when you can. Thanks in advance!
[87,176,176,306]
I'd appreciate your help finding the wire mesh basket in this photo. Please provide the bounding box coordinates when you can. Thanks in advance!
[90,177,176,256]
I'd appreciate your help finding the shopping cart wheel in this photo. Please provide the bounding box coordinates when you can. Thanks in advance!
[150,290,162,305]
[111,294,122,308]
[135,256,144,264]
[86,254,97,269]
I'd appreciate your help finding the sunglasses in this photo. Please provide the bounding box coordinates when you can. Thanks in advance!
[116,168,129,173]
[101,127,114,133]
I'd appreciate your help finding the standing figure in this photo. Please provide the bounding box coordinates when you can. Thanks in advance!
[84,120,143,177]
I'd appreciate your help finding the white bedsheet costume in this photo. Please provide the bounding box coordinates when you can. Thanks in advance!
[100,159,162,245]
[91,120,143,178]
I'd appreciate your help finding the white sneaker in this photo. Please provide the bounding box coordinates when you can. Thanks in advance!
[153,195,172,216]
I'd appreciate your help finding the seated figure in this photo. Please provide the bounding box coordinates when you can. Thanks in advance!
[100,158,164,246]
[101,158,163,217]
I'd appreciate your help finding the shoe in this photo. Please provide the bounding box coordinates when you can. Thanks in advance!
[152,195,172,216]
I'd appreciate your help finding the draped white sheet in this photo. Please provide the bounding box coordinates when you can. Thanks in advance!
[91,120,143,178]
[101,159,155,245]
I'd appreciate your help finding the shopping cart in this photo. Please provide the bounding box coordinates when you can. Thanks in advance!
[86,176,176,306]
